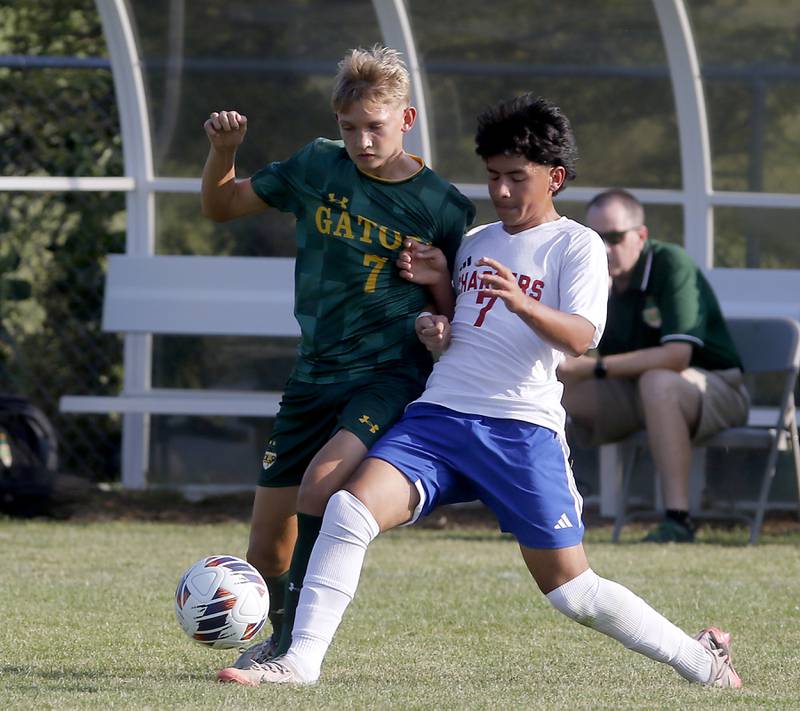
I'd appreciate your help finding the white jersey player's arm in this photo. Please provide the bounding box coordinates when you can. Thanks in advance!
[476,256,595,357]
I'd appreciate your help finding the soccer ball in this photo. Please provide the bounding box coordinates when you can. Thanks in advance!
[174,555,269,649]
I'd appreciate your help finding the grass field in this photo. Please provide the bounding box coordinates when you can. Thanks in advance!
[2,513,799,710]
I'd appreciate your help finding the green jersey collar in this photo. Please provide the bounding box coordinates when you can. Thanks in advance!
[631,239,654,291]
[357,152,426,183]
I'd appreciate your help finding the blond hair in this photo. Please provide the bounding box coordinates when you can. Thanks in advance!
[331,45,411,112]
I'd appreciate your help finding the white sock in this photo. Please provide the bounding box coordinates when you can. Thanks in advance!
[546,569,712,684]
[283,490,380,682]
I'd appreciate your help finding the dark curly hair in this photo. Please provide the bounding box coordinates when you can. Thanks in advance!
[475,94,578,195]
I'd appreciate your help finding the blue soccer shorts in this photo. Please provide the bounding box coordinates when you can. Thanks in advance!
[367,402,584,549]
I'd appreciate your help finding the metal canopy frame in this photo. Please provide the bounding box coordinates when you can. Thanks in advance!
[372,0,432,164]
[97,0,155,489]
[653,0,713,268]
[2,0,798,488]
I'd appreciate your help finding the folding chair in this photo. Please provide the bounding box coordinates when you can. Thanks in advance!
[611,316,800,544]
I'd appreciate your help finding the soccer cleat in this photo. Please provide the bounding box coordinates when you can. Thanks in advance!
[642,517,695,543]
[217,655,311,686]
[232,633,278,669]
[694,626,743,689]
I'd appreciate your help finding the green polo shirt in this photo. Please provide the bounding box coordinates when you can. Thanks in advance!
[599,240,742,371]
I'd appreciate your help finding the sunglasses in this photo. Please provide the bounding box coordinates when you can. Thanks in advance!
[598,226,642,245]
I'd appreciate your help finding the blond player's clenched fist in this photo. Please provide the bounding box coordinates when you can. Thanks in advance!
[204,110,248,149]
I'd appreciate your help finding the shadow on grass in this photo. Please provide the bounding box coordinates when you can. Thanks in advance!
[1,664,102,693]
[2,664,100,679]
[3,666,147,683]
[17,484,800,548]
[407,520,800,546]
[0,663,224,687]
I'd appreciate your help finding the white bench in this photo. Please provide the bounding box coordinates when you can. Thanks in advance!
[59,254,299,487]
[63,258,800,499]
[60,254,298,417]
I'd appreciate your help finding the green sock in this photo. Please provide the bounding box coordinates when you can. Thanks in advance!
[264,571,289,640]
[276,512,323,655]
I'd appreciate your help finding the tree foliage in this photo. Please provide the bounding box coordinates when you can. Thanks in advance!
[1,0,125,479]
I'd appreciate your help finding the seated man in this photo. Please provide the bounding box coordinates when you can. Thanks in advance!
[217,94,741,690]
[559,189,749,542]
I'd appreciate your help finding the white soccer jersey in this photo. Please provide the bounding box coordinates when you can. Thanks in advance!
[415,216,609,436]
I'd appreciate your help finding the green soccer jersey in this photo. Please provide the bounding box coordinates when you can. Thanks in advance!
[599,239,742,371]
[250,138,475,383]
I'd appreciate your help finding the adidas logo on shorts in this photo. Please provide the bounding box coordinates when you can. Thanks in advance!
[553,513,573,530]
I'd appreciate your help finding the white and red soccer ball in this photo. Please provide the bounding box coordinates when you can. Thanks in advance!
[174,555,269,649]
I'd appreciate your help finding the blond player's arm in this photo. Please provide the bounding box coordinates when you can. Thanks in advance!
[397,240,456,319]
[415,313,451,359]
[201,110,269,222]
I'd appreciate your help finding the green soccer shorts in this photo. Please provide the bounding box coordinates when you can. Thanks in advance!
[258,368,428,487]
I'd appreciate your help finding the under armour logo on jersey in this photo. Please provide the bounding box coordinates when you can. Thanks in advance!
[327,193,349,210]
[358,415,380,433]
[553,513,573,530]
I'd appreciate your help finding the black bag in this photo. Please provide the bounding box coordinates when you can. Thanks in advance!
[0,395,59,517]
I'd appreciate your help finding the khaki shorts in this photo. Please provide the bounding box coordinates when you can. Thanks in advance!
[568,367,750,446]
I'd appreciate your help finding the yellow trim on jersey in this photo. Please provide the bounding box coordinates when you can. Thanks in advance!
[357,153,425,183]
